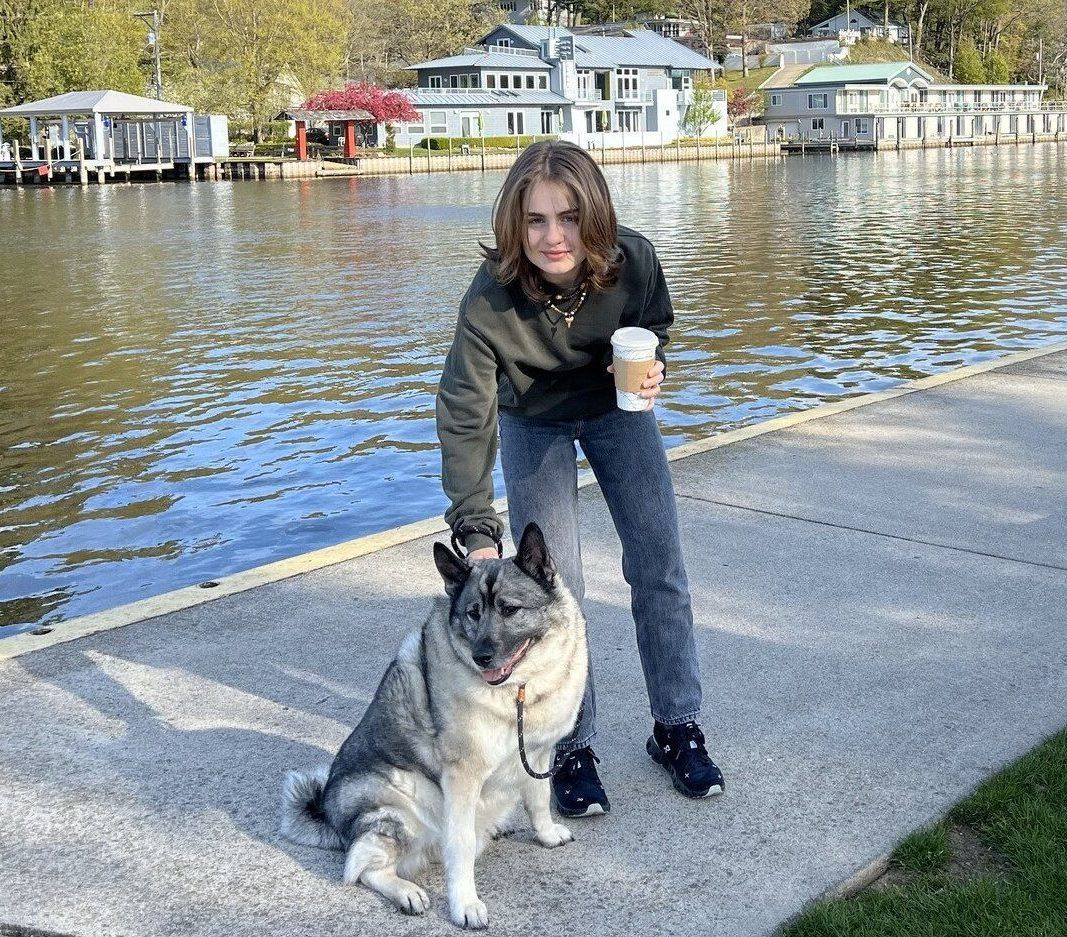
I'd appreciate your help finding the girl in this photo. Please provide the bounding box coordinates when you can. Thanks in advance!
[436,140,723,816]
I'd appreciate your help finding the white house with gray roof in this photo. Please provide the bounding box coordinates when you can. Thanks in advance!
[809,10,909,44]
[762,62,1066,147]
[395,24,725,148]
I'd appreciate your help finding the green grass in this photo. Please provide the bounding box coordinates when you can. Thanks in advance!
[891,824,951,874]
[779,726,1067,937]
[716,65,781,95]
[844,39,948,81]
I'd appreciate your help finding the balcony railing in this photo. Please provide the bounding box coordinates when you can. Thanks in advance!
[576,89,604,102]
[469,45,541,58]
[839,99,1048,114]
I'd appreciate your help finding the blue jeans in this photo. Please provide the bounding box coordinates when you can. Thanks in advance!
[498,406,702,752]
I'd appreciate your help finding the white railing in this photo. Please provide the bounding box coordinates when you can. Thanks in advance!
[419,86,485,94]
[838,100,1049,115]
[417,86,551,96]
[576,89,604,101]
[470,45,541,58]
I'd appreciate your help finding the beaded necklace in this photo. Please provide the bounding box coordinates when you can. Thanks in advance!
[542,277,590,334]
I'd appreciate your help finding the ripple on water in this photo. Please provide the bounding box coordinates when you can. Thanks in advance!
[1,146,1066,633]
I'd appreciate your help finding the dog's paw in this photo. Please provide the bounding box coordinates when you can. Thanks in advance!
[450,896,489,930]
[535,822,574,848]
[394,881,431,916]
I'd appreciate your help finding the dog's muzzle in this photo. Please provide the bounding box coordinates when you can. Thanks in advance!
[480,639,532,686]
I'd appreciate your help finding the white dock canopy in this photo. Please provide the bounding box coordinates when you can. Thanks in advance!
[0,89,193,118]
[0,90,195,164]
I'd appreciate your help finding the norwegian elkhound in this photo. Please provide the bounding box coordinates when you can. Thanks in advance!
[280,522,587,929]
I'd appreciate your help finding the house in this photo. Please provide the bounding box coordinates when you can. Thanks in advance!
[498,0,571,26]
[396,24,724,148]
[810,10,910,45]
[761,62,1066,146]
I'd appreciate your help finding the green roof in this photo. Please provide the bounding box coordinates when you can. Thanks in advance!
[793,62,932,86]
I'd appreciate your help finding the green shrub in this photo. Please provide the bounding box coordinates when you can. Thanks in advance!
[261,119,293,142]
[413,134,556,150]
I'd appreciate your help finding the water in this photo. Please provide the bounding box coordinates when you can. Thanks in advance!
[2,146,1065,635]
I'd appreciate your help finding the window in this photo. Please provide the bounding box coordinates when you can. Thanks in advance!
[449,75,460,88]
[486,74,497,89]
[458,74,470,88]
[499,74,510,89]
[811,117,824,131]
[428,75,443,89]
[507,111,525,135]
[495,37,513,48]
[429,111,447,134]
[538,75,548,90]
[407,112,425,134]
[469,73,479,88]
[540,109,555,134]
[807,93,828,109]
[617,67,639,101]
[856,117,869,134]
[618,109,641,132]
[526,74,535,89]
[770,93,782,106]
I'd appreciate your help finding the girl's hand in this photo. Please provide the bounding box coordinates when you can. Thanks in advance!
[467,547,498,562]
[607,360,665,399]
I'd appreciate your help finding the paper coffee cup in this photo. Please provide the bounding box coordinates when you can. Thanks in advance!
[611,326,659,412]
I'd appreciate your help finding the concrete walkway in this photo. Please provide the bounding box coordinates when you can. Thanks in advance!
[2,344,1066,937]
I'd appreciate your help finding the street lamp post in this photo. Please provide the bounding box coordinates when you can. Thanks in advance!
[135,10,163,100]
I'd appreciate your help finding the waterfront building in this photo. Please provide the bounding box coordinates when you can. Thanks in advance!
[809,10,910,45]
[0,90,228,183]
[761,62,1067,147]
[395,24,724,149]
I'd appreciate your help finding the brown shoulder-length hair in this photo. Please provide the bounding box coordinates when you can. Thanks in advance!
[481,140,621,301]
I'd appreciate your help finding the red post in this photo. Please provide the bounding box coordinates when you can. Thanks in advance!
[295,120,308,161]
[344,120,357,158]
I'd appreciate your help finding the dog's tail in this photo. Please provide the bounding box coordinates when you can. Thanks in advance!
[280,766,344,850]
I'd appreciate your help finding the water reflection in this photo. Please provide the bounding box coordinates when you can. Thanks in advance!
[1,146,1065,634]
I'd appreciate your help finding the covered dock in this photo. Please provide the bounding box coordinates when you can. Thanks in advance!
[0,90,228,185]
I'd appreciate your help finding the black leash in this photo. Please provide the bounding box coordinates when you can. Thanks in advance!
[515,684,564,779]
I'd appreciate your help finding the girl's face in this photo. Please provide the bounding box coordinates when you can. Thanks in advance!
[523,180,587,288]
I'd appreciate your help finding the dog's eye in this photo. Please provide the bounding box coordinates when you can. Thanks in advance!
[498,603,520,617]
[467,605,481,621]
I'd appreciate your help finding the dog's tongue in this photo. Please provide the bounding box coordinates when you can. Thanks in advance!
[481,640,531,684]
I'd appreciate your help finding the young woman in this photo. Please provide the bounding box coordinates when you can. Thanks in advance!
[436,140,724,816]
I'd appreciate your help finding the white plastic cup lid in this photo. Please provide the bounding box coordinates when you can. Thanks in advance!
[611,326,658,352]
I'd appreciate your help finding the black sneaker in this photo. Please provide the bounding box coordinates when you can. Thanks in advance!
[551,747,611,817]
[646,721,725,798]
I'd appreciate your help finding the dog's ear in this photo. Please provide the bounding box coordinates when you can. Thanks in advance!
[515,522,556,588]
[434,542,471,598]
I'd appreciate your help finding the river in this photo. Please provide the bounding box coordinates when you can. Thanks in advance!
[1,144,1065,635]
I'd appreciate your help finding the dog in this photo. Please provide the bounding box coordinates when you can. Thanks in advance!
[280,522,588,929]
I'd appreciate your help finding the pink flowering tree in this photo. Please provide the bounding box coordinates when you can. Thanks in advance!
[304,82,420,147]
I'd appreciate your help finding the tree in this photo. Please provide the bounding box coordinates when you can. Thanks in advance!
[573,0,674,22]
[718,0,811,76]
[164,0,346,140]
[304,81,421,122]
[682,77,723,134]
[984,48,1009,80]
[727,84,759,117]
[344,0,505,85]
[953,38,986,80]
[5,0,146,102]
[674,0,723,61]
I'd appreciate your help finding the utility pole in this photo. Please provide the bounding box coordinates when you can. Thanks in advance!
[135,10,163,99]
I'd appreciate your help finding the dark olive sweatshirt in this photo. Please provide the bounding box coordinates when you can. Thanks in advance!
[436,225,674,553]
